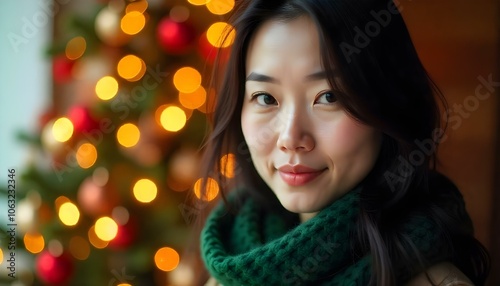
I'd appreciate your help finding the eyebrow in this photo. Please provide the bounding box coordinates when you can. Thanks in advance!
[245,70,330,83]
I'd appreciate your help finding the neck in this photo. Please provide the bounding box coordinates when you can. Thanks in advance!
[299,212,318,223]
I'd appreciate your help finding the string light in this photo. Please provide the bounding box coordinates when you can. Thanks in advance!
[65,36,87,60]
[160,106,187,132]
[117,123,141,148]
[206,22,235,48]
[76,143,98,169]
[58,202,80,226]
[193,177,219,201]
[133,178,158,203]
[173,67,202,93]
[96,76,119,100]
[121,11,146,35]
[154,247,180,272]
[187,0,209,6]
[88,226,109,249]
[206,0,235,15]
[94,217,118,241]
[179,86,207,109]
[117,54,146,81]
[24,232,45,254]
[52,117,74,142]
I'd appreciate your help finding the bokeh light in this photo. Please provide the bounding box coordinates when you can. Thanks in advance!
[48,240,64,257]
[170,6,190,23]
[65,36,87,60]
[117,123,141,148]
[220,153,236,178]
[52,117,74,142]
[96,76,119,100]
[94,217,118,241]
[194,177,219,201]
[88,226,109,249]
[112,206,130,225]
[121,11,146,35]
[126,0,148,13]
[69,236,90,260]
[0,249,3,264]
[173,67,201,93]
[92,167,109,187]
[76,143,98,169]
[160,106,187,132]
[24,232,45,254]
[154,247,180,272]
[206,0,235,15]
[206,22,235,48]
[117,54,146,81]
[133,178,158,203]
[187,0,209,6]
[179,86,207,109]
[55,196,71,211]
[58,202,80,226]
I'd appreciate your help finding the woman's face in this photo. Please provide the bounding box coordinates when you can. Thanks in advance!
[241,16,382,218]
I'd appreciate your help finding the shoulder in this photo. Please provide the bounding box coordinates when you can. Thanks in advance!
[405,262,474,286]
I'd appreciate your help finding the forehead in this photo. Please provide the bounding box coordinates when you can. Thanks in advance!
[245,16,322,73]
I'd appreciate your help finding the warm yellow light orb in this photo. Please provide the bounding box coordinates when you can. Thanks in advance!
[52,117,74,142]
[59,202,80,226]
[160,106,187,132]
[133,178,158,203]
[24,232,45,254]
[173,67,202,93]
[220,153,236,178]
[193,177,219,202]
[88,226,109,249]
[117,123,141,148]
[96,76,119,100]
[154,247,180,272]
[206,22,235,48]
[187,0,209,6]
[117,54,146,81]
[179,86,207,109]
[94,217,118,241]
[121,11,146,35]
[65,36,87,60]
[206,0,235,15]
[76,143,98,169]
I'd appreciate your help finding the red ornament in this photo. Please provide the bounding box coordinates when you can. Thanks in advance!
[67,105,98,134]
[36,251,74,285]
[157,18,196,54]
[53,55,75,83]
[109,218,138,249]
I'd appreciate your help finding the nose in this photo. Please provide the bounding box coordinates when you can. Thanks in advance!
[276,110,315,152]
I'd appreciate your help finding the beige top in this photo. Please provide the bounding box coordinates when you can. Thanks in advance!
[205,262,474,286]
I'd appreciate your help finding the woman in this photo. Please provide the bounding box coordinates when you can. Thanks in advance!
[198,0,490,285]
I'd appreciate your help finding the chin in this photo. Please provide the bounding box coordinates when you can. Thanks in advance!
[276,194,323,214]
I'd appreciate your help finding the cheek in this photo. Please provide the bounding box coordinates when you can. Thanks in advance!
[241,109,274,155]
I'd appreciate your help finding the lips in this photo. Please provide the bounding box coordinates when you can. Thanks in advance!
[277,165,326,186]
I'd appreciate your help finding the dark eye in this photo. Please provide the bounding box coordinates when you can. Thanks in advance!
[253,93,277,106]
[315,91,337,104]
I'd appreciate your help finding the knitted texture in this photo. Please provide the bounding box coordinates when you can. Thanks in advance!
[201,186,462,285]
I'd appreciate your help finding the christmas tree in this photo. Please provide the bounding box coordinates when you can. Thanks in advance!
[0,0,235,285]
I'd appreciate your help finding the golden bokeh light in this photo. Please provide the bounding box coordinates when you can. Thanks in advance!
[133,178,158,203]
[126,0,148,13]
[0,248,3,264]
[206,0,235,15]
[154,247,180,272]
[96,76,119,100]
[173,67,201,93]
[59,202,80,226]
[194,177,219,202]
[187,0,209,5]
[179,86,207,109]
[69,236,90,260]
[117,123,141,148]
[206,22,235,48]
[94,216,118,241]
[117,54,146,81]
[88,226,109,249]
[24,232,45,254]
[65,36,87,60]
[52,117,74,142]
[55,196,70,211]
[76,143,98,169]
[220,153,236,178]
[121,11,146,35]
[160,106,187,132]
[117,284,132,286]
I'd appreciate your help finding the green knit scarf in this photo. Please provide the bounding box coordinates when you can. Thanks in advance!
[201,187,458,285]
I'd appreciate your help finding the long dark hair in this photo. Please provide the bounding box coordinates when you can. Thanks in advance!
[199,0,490,285]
